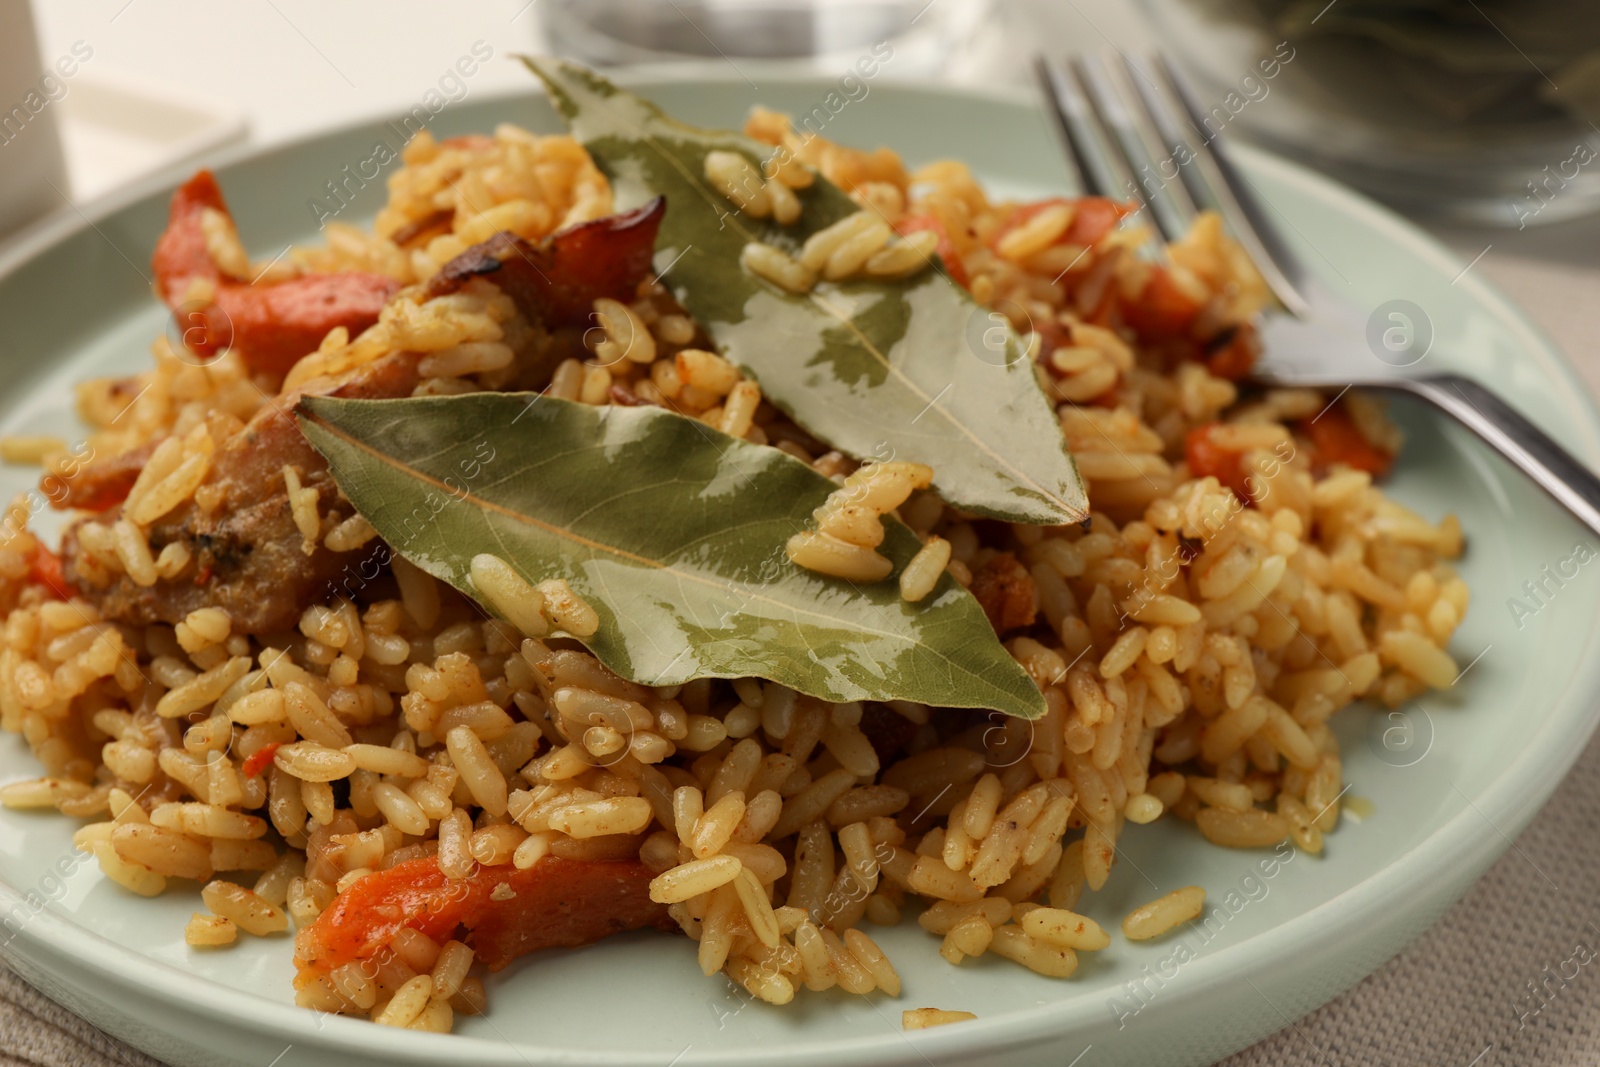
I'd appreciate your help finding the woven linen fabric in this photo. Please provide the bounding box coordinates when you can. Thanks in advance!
[1218,723,1600,1066]
[0,962,160,1067]
[2,252,1597,1067]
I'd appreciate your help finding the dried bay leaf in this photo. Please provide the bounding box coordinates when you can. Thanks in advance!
[524,57,1087,528]
[298,392,1046,718]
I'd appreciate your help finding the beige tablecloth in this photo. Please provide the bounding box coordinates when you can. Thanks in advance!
[4,249,1598,1067]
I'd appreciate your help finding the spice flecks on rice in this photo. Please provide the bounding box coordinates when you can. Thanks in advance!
[0,105,1470,1034]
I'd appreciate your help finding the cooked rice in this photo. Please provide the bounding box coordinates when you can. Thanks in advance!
[1122,885,1207,941]
[903,1007,978,1029]
[185,912,237,946]
[0,106,1472,1033]
[0,435,68,465]
[741,242,815,294]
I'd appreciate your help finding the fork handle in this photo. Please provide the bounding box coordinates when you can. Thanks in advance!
[1395,374,1600,538]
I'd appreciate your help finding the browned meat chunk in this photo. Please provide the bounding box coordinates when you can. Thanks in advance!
[52,440,154,513]
[859,701,918,764]
[426,196,665,328]
[60,352,422,634]
[970,552,1038,635]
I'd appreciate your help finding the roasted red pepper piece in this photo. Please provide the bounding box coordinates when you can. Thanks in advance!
[1185,423,1255,503]
[992,196,1133,257]
[440,134,495,153]
[296,855,672,980]
[1296,402,1394,478]
[299,857,473,974]
[153,170,401,378]
[1065,196,1135,246]
[894,213,969,288]
[1202,322,1261,382]
[241,743,281,779]
[1124,266,1203,341]
[29,544,76,600]
[468,857,674,969]
[427,197,667,329]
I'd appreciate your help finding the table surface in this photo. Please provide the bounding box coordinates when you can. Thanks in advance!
[7,2,1600,1065]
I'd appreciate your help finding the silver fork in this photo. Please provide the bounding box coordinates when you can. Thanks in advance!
[1036,52,1600,537]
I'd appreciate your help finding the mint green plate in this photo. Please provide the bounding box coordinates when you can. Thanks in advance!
[0,75,1596,1067]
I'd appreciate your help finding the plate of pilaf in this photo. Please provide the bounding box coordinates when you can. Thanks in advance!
[0,62,1596,1067]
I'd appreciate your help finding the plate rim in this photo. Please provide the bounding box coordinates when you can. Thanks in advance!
[2,69,1598,1067]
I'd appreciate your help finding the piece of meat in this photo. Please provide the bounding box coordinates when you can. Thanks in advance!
[48,441,154,513]
[426,196,666,328]
[387,208,455,250]
[858,702,918,765]
[60,351,423,634]
[294,855,673,982]
[970,552,1038,635]
[241,742,281,779]
[202,274,403,379]
[154,170,402,378]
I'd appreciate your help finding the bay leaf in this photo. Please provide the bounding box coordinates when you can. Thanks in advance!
[297,392,1046,719]
[523,57,1088,528]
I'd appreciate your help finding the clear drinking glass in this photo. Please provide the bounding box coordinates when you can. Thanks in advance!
[538,0,994,79]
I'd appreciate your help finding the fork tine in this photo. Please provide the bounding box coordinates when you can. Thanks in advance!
[1146,52,1312,317]
[1033,56,1123,200]
[1072,54,1195,244]
[1123,53,1218,213]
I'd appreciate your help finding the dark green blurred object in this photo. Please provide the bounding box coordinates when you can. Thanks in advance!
[1141,0,1600,224]
[1245,0,1600,126]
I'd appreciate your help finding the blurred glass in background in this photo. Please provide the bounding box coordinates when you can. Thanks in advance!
[0,0,70,239]
[538,0,995,78]
[1137,0,1600,226]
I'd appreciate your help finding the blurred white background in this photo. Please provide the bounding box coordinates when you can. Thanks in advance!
[27,0,1145,190]
[23,0,1595,385]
